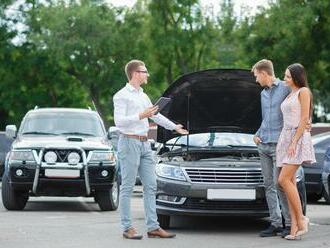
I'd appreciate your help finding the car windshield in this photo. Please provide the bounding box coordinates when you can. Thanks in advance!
[166,132,256,149]
[20,112,105,137]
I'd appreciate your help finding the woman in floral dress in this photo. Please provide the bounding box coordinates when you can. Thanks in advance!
[276,63,316,240]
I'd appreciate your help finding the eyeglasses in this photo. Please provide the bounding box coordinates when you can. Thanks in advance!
[136,70,149,74]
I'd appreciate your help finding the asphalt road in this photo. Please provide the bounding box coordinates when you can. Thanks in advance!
[0,185,330,248]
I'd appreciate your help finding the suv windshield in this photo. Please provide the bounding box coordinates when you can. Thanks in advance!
[167,132,256,149]
[20,112,105,137]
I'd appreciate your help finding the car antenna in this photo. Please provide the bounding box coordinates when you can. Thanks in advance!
[92,100,98,112]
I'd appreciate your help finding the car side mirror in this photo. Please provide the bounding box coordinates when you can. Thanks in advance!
[6,125,17,139]
[108,126,119,140]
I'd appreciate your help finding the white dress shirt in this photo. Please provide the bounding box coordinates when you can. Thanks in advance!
[113,83,177,136]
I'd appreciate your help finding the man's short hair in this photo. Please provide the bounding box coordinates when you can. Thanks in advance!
[251,59,274,76]
[125,60,145,80]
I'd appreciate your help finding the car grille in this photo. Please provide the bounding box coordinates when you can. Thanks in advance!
[184,168,263,184]
[182,198,268,211]
[42,149,83,163]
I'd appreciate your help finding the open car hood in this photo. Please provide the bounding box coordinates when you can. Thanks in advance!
[157,69,262,143]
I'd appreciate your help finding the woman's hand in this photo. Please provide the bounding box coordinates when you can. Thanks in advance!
[288,141,297,157]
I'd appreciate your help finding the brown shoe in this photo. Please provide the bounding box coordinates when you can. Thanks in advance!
[123,227,143,240]
[147,228,176,238]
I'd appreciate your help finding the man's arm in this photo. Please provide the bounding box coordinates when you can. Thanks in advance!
[150,113,177,131]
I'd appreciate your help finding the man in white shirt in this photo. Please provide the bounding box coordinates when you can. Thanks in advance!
[113,59,188,239]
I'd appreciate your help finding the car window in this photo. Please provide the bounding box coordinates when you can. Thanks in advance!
[20,112,105,137]
[166,132,255,148]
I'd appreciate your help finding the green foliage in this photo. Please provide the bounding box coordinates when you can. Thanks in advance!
[0,0,329,128]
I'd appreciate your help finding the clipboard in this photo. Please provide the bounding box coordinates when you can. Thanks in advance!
[154,97,171,113]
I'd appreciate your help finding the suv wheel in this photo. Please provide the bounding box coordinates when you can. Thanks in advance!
[158,214,170,229]
[2,173,28,210]
[95,179,119,211]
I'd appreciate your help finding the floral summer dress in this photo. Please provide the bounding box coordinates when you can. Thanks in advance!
[276,88,316,167]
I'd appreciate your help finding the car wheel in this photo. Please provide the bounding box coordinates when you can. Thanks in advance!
[95,179,120,211]
[158,214,170,229]
[307,193,322,203]
[1,173,28,210]
[323,189,330,204]
[0,164,4,179]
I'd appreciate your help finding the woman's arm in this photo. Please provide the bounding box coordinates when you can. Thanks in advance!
[288,87,311,157]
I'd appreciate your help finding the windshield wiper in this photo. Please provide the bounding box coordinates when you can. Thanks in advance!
[22,131,58,135]
[60,132,96,137]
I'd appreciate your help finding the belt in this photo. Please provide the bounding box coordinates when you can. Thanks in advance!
[124,134,148,142]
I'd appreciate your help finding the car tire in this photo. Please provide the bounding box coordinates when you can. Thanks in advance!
[95,179,120,211]
[158,214,170,229]
[0,164,4,179]
[307,193,322,203]
[323,189,330,204]
[1,173,28,210]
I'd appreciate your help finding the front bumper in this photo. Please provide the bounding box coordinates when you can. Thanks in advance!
[8,148,116,197]
[156,177,268,217]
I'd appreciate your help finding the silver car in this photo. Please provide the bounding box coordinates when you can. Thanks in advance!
[154,69,306,228]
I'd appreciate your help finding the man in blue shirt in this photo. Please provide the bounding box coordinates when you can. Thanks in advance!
[252,59,291,237]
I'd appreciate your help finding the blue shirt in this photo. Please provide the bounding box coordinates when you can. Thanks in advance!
[256,79,291,144]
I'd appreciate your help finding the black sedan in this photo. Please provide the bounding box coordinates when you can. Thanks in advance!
[303,131,330,202]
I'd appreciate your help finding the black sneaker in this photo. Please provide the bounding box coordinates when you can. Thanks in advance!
[259,225,283,237]
[281,226,291,238]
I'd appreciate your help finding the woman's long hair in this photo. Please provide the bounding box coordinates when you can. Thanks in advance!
[287,63,313,118]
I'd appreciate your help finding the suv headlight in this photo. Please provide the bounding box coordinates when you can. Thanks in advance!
[90,151,115,163]
[156,163,186,181]
[9,150,35,162]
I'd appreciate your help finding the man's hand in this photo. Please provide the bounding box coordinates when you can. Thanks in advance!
[253,135,262,145]
[306,121,312,132]
[139,106,159,120]
[175,124,189,135]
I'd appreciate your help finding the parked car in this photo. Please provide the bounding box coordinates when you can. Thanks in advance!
[154,69,307,228]
[0,132,13,178]
[322,147,330,203]
[2,108,119,211]
[303,131,330,202]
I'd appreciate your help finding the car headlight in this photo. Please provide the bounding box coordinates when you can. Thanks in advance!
[9,150,35,162]
[67,152,80,165]
[90,151,115,163]
[44,151,57,164]
[155,163,186,181]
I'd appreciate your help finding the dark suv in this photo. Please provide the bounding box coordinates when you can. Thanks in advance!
[2,108,119,211]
